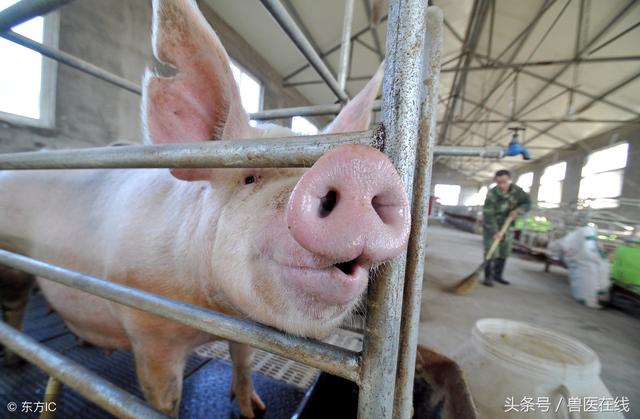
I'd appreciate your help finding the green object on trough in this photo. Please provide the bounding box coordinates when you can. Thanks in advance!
[611,245,640,291]
[515,215,554,233]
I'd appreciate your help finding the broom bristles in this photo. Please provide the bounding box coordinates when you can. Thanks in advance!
[451,267,482,295]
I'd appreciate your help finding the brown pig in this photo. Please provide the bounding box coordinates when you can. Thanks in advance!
[0,0,411,416]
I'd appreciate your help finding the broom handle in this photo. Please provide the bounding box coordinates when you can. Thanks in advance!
[485,213,517,260]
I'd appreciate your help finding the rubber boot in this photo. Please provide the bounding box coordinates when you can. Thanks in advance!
[482,259,494,287]
[493,258,510,285]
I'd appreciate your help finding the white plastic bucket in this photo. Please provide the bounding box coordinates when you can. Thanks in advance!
[453,319,624,419]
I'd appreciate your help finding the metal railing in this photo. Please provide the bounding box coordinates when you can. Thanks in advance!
[0,1,490,418]
[0,133,504,170]
[0,0,73,32]
[0,320,166,419]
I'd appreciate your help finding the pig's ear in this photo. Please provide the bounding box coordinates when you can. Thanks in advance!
[143,0,250,180]
[324,62,384,133]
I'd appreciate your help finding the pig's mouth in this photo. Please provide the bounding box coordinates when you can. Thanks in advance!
[273,257,369,307]
[334,259,359,275]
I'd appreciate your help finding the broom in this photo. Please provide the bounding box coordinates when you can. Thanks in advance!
[451,213,516,295]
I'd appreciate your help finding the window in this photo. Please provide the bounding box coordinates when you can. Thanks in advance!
[464,185,487,206]
[291,116,318,135]
[578,143,628,209]
[537,162,566,208]
[434,184,461,206]
[0,0,58,127]
[229,61,262,125]
[516,172,533,193]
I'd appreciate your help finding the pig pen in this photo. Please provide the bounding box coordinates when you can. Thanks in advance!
[0,1,506,417]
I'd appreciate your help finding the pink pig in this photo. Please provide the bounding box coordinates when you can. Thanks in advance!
[0,0,411,416]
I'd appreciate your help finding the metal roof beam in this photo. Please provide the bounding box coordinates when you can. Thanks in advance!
[440,0,559,145]
[267,0,348,101]
[438,0,491,144]
[450,96,572,147]
[449,118,639,124]
[282,14,388,82]
[361,0,385,61]
[589,21,640,55]
[478,0,639,147]
[465,68,640,180]
[473,52,640,117]
[443,17,464,44]
[440,55,640,72]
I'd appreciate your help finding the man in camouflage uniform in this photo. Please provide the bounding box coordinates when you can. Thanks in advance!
[482,170,531,286]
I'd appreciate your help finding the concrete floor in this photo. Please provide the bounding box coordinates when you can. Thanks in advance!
[418,221,640,415]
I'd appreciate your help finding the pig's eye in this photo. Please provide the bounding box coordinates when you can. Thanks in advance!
[244,175,256,185]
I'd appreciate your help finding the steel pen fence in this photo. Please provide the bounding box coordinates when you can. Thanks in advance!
[0,1,498,417]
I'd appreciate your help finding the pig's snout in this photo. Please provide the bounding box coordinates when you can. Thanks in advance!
[286,144,411,265]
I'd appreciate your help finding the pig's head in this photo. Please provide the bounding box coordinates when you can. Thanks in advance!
[143,0,410,338]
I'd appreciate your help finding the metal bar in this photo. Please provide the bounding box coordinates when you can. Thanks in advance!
[357,0,427,416]
[283,75,370,87]
[260,0,348,102]
[444,0,561,147]
[473,52,640,117]
[283,14,388,82]
[361,0,385,61]
[1,30,141,95]
[441,0,558,145]
[443,17,463,43]
[0,140,501,172]
[0,129,379,170]
[393,7,442,418]
[460,69,640,180]
[523,0,573,64]
[252,104,341,120]
[441,52,463,68]
[439,0,491,145]
[280,0,348,96]
[0,249,361,383]
[486,0,495,60]
[447,118,638,124]
[0,0,72,32]
[493,0,558,65]
[589,21,640,55]
[338,0,355,91]
[439,0,483,144]
[283,51,630,89]
[570,0,586,110]
[454,0,638,169]
[518,87,571,119]
[440,55,640,72]
[0,320,166,419]
[250,100,381,120]
[354,37,378,55]
[452,95,572,146]
[434,146,503,157]
[511,70,519,118]
[492,0,637,135]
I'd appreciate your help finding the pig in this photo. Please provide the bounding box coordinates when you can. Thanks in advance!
[0,0,411,416]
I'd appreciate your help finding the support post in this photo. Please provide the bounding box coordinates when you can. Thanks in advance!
[357,0,427,416]
[393,7,443,418]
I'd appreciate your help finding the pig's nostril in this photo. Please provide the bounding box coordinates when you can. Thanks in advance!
[318,190,338,218]
[334,259,357,275]
[371,195,391,224]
